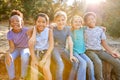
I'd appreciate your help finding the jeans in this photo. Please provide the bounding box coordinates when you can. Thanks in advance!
[69,53,95,80]
[5,48,30,80]
[52,47,71,80]
[86,50,120,80]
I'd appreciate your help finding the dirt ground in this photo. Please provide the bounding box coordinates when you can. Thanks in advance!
[0,21,120,80]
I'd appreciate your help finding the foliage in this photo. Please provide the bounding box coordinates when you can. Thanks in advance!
[102,0,120,38]
[0,0,119,38]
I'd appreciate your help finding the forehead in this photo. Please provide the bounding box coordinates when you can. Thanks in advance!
[10,15,21,21]
[55,15,65,20]
[74,17,82,21]
[37,16,46,21]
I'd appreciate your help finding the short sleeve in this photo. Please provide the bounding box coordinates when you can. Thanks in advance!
[7,31,13,40]
[100,29,106,40]
[66,26,72,36]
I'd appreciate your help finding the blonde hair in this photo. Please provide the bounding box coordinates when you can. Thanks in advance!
[71,15,84,25]
[54,11,67,21]
[71,15,84,31]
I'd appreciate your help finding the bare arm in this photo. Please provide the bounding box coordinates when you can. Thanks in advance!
[5,40,15,65]
[67,36,78,62]
[27,27,36,59]
[101,40,120,58]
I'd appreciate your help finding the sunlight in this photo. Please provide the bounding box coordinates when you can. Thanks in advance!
[67,0,74,6]
[86,0,106,4]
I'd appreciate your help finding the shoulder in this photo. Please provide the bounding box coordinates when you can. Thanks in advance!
[65,26,71,29]
[95,26,104,32]
[26,27,34,38]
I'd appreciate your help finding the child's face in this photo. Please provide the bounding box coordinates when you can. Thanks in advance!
[55,16,66,28]
[10,16,22,30]
[85,15,96,28]
[36,16,47,32]
[72,17,82,29]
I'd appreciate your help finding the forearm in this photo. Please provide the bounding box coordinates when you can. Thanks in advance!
[68,36,74,57]
[43,46,53,59]
[101,40,113,54]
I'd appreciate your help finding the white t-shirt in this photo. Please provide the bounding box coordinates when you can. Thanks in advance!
[85,26,106,50]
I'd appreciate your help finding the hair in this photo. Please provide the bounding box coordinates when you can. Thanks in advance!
[83,12,96,22]
[70,15,84,31]
[10,9,23,18]
[35,13,49,23]
[54,11,67,21]
[71,15,84,25]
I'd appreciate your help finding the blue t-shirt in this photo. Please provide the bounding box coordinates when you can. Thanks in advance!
[72,27,86,54]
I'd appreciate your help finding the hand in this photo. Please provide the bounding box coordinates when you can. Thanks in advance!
[5,53,12,66]
[31,56,38,67]
[38,58,47,68]
[101,26,106,32]
[111,52,120,58]
[70,55,78,63]
[50,23,57,29]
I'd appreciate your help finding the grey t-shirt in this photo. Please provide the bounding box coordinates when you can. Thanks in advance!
[85,26,106,50]
[53,26,71,48]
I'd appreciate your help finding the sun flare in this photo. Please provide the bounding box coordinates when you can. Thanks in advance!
[86,0,106,4]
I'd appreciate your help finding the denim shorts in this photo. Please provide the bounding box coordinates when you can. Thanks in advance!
[35,50,47,60]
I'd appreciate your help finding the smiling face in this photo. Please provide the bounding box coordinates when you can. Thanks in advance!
[55,15,66,29]
[10,15,22,31]
[72,16,83,30]
[85,15,96,28]
[36,16,47,33]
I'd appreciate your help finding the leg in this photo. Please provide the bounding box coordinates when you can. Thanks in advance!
[97,50,120,80]
[86,51,104,80]
[30,59,39,80]
[20,48,30,78]
[52,48,64,80]
[80,54,95,80]
[42,55,52,80]
[5,49,20,80]
[69,53,87,80]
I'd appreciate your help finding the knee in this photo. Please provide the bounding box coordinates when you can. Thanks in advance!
[95,59,102,67]
[56,61,64,71]
[80,60,87,69]
[43,65,50,72]
[21,54,29,63]
[87,60,94,68]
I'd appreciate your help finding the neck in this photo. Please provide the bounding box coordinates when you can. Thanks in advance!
[57,26,64,30]
[12,29,22,33]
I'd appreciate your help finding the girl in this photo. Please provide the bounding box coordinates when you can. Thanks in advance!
[5,11,30,80]
[51,11,78,80]
[70,15,95,80]
[28,13,53,80]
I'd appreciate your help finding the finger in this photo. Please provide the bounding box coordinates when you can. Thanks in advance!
[70,59,73,62]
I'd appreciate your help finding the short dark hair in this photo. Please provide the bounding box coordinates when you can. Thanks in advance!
[10,9,23,18]
[35,13,49,23]
[83,12,96,22]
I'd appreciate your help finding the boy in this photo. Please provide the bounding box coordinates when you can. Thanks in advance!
[84,12,120,80]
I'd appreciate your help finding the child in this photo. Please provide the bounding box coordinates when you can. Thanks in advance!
[70,15,95,80]
[5,10,30,80]
[84,12,120,80]
[51,11,78,80]
[28,13,53,80]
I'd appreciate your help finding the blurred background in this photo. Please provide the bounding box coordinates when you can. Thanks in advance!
[0,0,120,38]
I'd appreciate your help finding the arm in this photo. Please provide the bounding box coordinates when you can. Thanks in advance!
[67,36,78,62]
[101,40,120,58]
[27,27,37,61]
[5,40,15,66]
